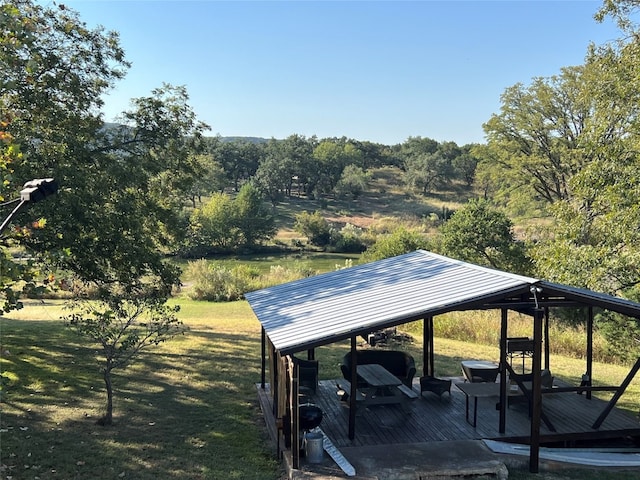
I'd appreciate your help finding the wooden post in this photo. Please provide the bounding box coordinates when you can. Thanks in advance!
[291,357,300,469]
[586,306,594,400]
[529,307,544,473]
[261,327,266,389]
[499,308,508,433]
[544,307,550,371]
[348,336,357,440]
[272,343,278,416]
[428,318,435,377]
[423,318,428,376]
[423,317,434,377]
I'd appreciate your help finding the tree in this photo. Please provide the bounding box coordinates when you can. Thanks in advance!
[253,146,290,206]
[334,164,370,199]
[452,145,479,187]
[360,227,429,262]
[187,184,276,254]
[311,139,363,196]
[439,199,531,274]
[481,68,594,207]
[294,211,331,247]
[189,192,238,253]
[212,139,262,192]
[187,153,227,207]
[400,137,454,194]
[66,296,186,425]
[233,183,277,247]
[2,1,207,424]
[524,5,640,358]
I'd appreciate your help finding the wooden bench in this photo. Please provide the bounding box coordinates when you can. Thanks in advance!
[336,380,366,402]
[397,383,419,400]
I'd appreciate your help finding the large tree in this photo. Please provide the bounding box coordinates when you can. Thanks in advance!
[2,1,207,424]
[481,66,593,207]
[483,1,640,359]
[439,199,531,274]
[400,136,455,195]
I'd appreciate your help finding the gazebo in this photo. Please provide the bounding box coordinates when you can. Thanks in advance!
[245,250,640,474]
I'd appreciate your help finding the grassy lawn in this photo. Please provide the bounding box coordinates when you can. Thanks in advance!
[1,300,639,480]
[1,300,280,480]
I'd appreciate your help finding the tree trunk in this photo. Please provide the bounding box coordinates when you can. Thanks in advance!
[99,367,114,425]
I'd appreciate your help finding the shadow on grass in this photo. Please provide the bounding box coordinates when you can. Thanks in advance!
[0,318,281,480]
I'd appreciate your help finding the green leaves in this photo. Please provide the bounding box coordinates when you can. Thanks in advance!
[439,199,530,274]
[187,184,276,254]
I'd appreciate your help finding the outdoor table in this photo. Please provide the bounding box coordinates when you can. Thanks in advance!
[455,382,501,427]
[356,364,406,408]
[456,381,556,431]
[460,360,500,383]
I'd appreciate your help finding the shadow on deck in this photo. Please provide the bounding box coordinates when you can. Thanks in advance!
[257,377,640,479]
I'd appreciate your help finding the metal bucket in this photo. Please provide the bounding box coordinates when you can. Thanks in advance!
[304,431,324,463]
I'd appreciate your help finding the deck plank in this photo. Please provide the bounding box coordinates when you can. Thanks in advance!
[257,377,640,450]
[304,378,640,447]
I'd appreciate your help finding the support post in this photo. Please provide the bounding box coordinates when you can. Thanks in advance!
[348,336,357,440]
[291,357,300,469]
[499,308,508,433]
[423,317,434,377]
[272,344,278,416]
[529,307,544,473]
[261,327,266,389]
[544,307,550,371]
[586,306,594,400]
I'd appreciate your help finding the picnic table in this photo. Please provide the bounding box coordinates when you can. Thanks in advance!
[356,364,416,410]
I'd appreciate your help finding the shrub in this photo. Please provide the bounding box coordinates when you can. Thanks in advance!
[294,211,332,247]
[186,260,249,302]
[331,223,366,253]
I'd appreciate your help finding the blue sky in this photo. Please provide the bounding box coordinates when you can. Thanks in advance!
[64,0,620,146]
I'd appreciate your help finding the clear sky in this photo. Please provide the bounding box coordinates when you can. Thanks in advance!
[63,0,620,146]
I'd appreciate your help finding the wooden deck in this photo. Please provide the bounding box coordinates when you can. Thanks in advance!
[258,378,640,450]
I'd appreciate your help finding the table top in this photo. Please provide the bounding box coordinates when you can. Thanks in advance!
[357,364,401,387]
[455,382,501,397]
[460,360,499,370]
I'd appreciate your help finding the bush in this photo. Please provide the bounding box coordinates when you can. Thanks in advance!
[185,259,316,300]
[331,223,366,253]
[186,260,250,302]
[294,211,332,247]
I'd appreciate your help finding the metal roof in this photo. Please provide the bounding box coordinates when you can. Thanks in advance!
[245,250,542,355]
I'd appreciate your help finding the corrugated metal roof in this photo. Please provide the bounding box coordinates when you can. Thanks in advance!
[245,250,539,355]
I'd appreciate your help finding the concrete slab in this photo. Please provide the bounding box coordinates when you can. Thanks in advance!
[287,439,522,479]
[340,440,511,479]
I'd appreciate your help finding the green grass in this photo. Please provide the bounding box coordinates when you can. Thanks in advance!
[1,301,280,480]
[1,300,639,480]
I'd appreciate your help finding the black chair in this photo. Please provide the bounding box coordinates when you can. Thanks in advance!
[294,357,319,394]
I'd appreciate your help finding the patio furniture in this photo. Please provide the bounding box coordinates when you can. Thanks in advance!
[510,369,554,390]
[455,381,500,427]
[341,350,416,388]
[419,375,452,399]
[356,364,412,411]
[461,360,500,383]
[507,337,534,374]
[294,357,319,394]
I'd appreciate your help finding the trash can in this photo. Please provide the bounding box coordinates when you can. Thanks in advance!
[304,431,324,463]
